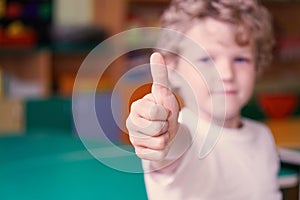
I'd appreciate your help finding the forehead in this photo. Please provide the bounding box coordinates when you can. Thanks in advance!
[184,18,253,54]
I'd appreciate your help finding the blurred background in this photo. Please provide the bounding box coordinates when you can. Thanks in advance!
[0,0,299,199]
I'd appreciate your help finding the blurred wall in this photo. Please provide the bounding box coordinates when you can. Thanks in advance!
[54,0,93,26]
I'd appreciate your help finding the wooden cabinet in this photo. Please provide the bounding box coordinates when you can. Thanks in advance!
[1,0,299,99]
[93,0,128,34]
[0,0,127,98]
[0,98,23,133]
[0,49,51,98]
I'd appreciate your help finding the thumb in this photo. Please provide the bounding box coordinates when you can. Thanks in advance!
[150,52,172,105]
[150,52,179,151]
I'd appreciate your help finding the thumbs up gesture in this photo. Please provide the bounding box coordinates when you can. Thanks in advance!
[126,52,179,161]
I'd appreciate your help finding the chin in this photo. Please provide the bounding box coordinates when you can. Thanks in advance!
[210,107,241,124]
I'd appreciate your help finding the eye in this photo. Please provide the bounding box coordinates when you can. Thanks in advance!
[234,57,250,63]
[198,57,212,63]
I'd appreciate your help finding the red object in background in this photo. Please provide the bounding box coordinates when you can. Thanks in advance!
[259,93,298,119]
[6,2,23,19]
[0,29,37,47]
[277,37,300,49]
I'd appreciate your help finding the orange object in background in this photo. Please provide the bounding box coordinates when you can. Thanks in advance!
[121,83,152,144]
[259,93,298,119]
[58,74,75,96]
[128,83,152,111]
[58,73,113,96]
[266,117,300,148]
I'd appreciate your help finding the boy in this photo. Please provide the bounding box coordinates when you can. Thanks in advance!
[126,0,281,199]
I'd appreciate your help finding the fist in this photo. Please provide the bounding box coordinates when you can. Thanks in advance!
[126,52,179,161]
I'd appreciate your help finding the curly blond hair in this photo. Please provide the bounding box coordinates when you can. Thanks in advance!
[158,0,275,72]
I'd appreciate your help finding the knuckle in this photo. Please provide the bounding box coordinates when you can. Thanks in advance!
[135,151,143,159]
[152,122,165,135]
[137,153,147,160]
[161,121,169,133]
[135,148,167,161]
[143,93,153,100]
[149,105,160,118]
[150,123,160,135]
[125,117,132,130]
[130,100,139,111]
[156,136,167,150]
[149,104,167,120]
[130,99,145,112]
[129,136,137,146]
[135,148,147,160]
[154,151,167,161]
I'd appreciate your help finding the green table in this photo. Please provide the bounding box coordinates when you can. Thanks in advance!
[0,132,147,200]
[1,132,298,200]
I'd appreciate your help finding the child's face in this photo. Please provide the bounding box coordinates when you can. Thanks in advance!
[170,17,256,128]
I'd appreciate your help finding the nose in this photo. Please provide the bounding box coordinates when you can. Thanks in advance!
[217,59,234,82]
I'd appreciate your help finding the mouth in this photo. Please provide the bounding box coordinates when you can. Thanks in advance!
[224,90,238,95]
[213,90,238,95]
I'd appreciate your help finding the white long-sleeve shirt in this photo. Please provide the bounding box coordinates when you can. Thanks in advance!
[143,108,282,200]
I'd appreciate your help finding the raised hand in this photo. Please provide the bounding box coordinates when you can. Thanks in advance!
[126,52,179,161]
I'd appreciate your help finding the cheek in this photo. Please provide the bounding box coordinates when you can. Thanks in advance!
[172,60,210,108]
[181,63,209,97]
[238,69,256,101]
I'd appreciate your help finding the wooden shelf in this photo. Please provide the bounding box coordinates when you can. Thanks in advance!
[0,49,51,97]
[1,0,299,98]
